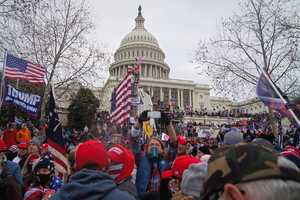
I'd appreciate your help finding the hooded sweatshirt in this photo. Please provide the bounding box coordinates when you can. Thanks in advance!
[50,169,136,200]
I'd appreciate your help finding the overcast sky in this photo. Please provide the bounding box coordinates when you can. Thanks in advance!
[87,0,240,87]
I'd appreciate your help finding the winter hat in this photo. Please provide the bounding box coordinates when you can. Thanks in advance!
[223,128,243,145]
[200,154,211,163]
[181,162,208,198]
[33,155,55,174]
[0,139,7,152]
[75,140,109,170]
[251,138,274,150]
[162,155,200,179]
[8,145,19,154]
[107,144,135,184]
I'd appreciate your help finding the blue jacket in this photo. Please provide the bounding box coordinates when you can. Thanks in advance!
[136,155,169,196]
[50,169,136,200]
[4,160,23,186]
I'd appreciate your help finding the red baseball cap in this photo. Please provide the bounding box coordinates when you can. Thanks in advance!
[42,143,49,150]
[18,142,28,149]
[107,144,135,184]
[75,140,109,170]
[177,135,187,145]
[162,155,200,179]
[0,139,7,152]
[281,145,300,159]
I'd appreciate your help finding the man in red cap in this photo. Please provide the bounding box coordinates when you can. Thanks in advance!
[0,138,23,186]
[162,155,200,180]
[0,138,22,200]
[176,135,188,156]
[155,154,200,200]
[107,144,138,199]
[50,140,136,200]
[13,141,29,169]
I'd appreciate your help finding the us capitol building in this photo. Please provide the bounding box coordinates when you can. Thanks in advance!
[101,6,224,112]
[57,6,267,124]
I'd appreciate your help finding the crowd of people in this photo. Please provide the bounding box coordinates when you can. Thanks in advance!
[182,108,255,118]
[0,110,300,200]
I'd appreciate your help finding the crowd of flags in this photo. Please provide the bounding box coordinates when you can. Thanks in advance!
[1,52,69,177]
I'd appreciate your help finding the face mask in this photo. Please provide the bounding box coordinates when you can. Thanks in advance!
[149,146,160,160]
[38,174,51,186]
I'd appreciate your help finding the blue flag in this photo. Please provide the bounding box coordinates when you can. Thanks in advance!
[256,74,291,118]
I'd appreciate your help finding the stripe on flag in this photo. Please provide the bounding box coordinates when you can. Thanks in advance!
[110,72,132,126]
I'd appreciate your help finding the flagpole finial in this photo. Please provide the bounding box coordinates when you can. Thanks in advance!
[135,5,145,30]
[138,5,142,16]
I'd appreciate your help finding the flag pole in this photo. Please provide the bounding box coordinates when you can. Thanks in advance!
[260,68,300,127]
[0,50,7,109]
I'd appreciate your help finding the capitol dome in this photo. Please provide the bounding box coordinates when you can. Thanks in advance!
[120,9,159,48]
[110,6,170,80]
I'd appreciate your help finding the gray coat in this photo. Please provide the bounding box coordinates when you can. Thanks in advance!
[50,169,136,200]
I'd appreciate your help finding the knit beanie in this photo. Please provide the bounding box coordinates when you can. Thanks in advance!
[33,155,55,174]
[224,128,243,145]
[180,162,208,198]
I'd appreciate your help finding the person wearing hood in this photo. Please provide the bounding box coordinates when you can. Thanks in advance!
[50,140,135,200]
[24,155,57,200]
[136,137,170,197]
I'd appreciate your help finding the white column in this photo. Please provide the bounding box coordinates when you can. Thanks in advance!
[150,65,153,77]
[169,88,172,101]
[180,90,184,108]
[177,89,180,107]
[150,87,154,97]
[145,65,148,77]
[159,67,161,79]
[189,90,192,107]
[160,87,163,101]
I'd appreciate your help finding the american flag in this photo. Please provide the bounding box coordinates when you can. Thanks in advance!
[110,72,132,126]
[4,53,46,84]
[47,87,69,178]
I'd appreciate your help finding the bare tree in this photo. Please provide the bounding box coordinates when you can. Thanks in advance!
[0,0,39,16]
[194,0,300,100]
[0,0,109,98]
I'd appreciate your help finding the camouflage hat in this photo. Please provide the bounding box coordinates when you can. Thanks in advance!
[201,143,300,200]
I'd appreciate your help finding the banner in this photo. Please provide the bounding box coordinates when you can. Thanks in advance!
[143,120,153,139]
[2,83,42,118]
